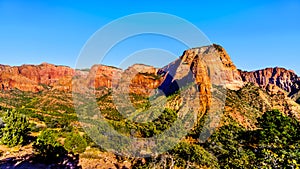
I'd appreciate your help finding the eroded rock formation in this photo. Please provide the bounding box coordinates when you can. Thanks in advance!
[240,67,300,98]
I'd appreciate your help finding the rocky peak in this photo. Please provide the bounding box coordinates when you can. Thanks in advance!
[155,44,245,116]
[179,44,244,90]
[240,67,300,96]
[126,64,157,74]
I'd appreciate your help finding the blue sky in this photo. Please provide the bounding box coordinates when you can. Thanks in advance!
[0,0,299,73]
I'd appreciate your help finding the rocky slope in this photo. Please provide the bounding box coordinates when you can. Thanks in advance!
[1,44,299,107]
[240,67,300,102]
[223,83,300,129]
[1,44,300,169]
[155,44,244,118]
[0,44,243,94]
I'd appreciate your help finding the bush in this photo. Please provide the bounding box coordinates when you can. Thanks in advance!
[257,109,299,145]
[205,124,256,169]
[33,130,67,163]
[171,142,219,168]
[64,132,87,154]
[0,110,30,147]
[255,110,300,168]
[203,110,300,168]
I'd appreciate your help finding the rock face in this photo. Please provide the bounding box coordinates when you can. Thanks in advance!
[0,63,75,92]
[240,67,300,97]
[86,65,121,89]
[0,63,163,95]
[1,45,300,127]
[197,44,244,90]
[1,44,299,105]
[0,44,244,94]
[161,44,244,113]
[121,64,163,95]
[158,44,244,93]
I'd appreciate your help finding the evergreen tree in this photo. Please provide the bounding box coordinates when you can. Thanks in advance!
[0,109,30,147]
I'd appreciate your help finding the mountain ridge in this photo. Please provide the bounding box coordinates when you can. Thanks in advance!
[0,45,299,101]
[239,67,300,102]
[1,45,300,168]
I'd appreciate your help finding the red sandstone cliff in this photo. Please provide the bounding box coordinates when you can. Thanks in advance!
[1,45,299,102]
[240,67,300,96]
[0,44,244,95]
[0,63,75,92]
[0,63,162,95]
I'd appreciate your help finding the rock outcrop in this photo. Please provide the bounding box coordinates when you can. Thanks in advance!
[0,63,75,92]
[0,44,244,94]
[1,44,300,128]
[240,67,300,98]
[166,44,243,112]
[0,62,163,95]
[1,45,299,106]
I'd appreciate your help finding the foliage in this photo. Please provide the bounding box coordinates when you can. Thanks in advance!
[255,110,300,168]
[257,109,299,145]
[171,142,219,168]
[33,129,67,163]
[1,87,300,168]
[205,110,300,168]
[64,132,87,154]
[109,108,177,138]
[0,118,3,137]
[205,124,256,169]
[0,109,30,147]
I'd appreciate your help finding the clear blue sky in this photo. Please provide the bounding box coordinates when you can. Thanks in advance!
[0,0,299,73]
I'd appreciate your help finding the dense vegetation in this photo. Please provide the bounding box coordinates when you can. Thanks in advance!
[0,88,300,168]
[133,110,300,168]
[0,110,30,147]
[33,129,67,163]
[64,132,87,154]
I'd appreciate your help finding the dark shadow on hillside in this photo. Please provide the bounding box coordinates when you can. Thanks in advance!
[0,153,81,169]
[157,58,196,97]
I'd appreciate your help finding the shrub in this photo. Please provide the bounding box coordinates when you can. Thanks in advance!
[205,124,256,169]
[0,110,30,147]
[257,109,299,145]
[33,130,67,163]
[171,142,219,168]
[64,132,87,154]
[255,110,300,168]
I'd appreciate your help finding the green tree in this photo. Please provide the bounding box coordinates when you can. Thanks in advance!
[255,110,300,168]
[171,142,219,168]
[205,124,256,169]
[64,132,87,154]
[0,110,30,147]
[257,109,299,145]
[33,130,67,163]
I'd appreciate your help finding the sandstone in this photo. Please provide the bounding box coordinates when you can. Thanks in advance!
[2,45,299,106]
[240,67,300,96]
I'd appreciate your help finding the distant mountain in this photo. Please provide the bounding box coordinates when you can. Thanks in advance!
[1,44,300,168]
[0,44,299,123]
[240,67,300,103]
[1,45,298,97]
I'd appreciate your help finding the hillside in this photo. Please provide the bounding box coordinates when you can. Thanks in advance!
[0,44,300,168]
